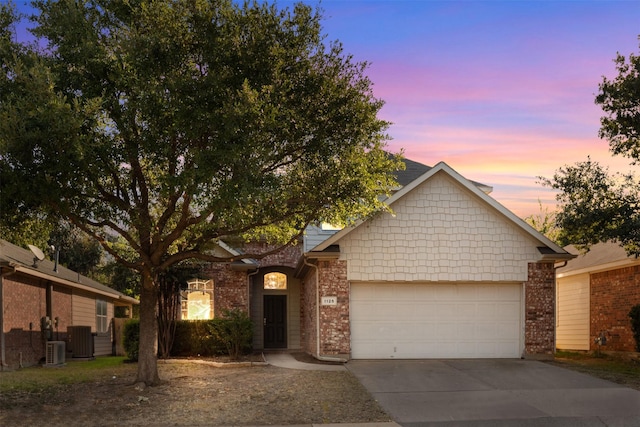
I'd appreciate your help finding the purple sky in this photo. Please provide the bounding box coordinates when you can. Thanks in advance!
[12,1,640,217]
[295,0,640,217]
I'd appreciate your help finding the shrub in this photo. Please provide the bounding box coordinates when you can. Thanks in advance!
[207,309,253,360]
[122,319,140,361]
[171,320,225,357]
[629,304,640,352]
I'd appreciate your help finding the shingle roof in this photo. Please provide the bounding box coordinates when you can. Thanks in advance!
[393,155,492,193]
[557,241,639,275]
[0,239,138,304]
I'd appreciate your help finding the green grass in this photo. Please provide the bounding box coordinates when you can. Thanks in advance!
[0,356,135,393]
[554,350,596,360]
[554,351,640,383]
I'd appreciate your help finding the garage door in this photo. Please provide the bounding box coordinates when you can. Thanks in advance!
[350,282,522,359]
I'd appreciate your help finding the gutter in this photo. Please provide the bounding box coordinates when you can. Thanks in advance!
[302,255,347,364]
[0,265,17,371]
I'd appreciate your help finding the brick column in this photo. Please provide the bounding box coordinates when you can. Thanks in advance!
[524,262,556,358]
[317,260,350,356]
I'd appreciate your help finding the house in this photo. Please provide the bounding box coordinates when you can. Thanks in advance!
[557,242,640,352]
[183,160,574,360]
[0,239,138,369]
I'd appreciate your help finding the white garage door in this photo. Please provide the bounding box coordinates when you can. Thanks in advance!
[350,282,522,359]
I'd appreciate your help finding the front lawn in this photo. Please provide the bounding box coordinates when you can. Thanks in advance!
[550,351,640,391]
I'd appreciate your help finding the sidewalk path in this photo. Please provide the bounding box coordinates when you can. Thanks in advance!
[263,352,347,371]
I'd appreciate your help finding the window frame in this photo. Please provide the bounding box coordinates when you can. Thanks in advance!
[96,299,108,333]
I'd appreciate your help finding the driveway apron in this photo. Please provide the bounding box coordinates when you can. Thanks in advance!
[347,359,640,426]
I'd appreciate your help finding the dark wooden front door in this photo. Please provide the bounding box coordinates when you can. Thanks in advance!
[264,295,287,348]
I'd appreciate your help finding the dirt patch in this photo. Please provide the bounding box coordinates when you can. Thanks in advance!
[0,359,390,426]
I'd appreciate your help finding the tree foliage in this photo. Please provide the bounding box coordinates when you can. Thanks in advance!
[542,42,640,256]
[524,200,561,244]
[0,1,401,385]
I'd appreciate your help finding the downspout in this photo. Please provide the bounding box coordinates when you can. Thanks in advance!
[303,256,347,363]
[1,266,17,371]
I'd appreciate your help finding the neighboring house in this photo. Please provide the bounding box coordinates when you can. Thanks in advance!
[557,242,640,352]
[0,239,138,369]
[182,160,574,360]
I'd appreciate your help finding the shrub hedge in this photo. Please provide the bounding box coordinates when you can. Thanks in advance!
[122,311,253,359]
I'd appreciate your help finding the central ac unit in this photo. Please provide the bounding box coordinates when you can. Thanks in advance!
[67,326,94,359]
[46,341,66,365]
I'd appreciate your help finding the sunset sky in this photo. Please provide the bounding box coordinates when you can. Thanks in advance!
[290,0,640,217]
[12,1,640,217]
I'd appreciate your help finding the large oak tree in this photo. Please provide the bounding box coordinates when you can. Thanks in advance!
[0,1,401,385]
[543,41,640,257]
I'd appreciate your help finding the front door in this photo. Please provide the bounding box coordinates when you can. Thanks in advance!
[264,295,287,348]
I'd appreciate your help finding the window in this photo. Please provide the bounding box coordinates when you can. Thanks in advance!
[264,272,287,290]
[96,299,108,333]
[181,279,214,320]
[320,222,342,231]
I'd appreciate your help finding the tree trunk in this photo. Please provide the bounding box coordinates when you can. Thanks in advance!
[136,272,161,386]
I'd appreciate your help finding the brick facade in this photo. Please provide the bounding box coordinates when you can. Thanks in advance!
[590,265,640,352]
[524,262,556,357]
[243,241,302,270]
[203,263,249,314]
[317,260,349,356]
[2,273,73,368]
[203,242,303,317]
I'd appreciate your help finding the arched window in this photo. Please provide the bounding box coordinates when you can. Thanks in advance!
[180,279,214,320]
[264,272,287,290]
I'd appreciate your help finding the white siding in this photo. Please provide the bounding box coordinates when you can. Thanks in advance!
[556,273,590,351]
[339,172,541,282]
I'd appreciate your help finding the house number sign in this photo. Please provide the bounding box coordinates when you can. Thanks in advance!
[321,296,338,306]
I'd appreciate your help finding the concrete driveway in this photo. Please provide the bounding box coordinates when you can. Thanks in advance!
[347,359,640,426]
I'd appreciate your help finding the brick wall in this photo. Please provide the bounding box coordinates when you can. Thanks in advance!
[3,273,47,368]
[202,242,302,316]
[2,275,75,368]
[242,241,302,269]
[202,264,249,314]
[317,260,350,356]
[590,265,640,352]
[524,262,556,357]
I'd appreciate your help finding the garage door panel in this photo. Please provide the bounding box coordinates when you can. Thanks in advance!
[351,283,522,359]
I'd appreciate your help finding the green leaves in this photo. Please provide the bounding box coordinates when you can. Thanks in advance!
[0,0,400,268]
[597,52,640,164]
[543,40,640,257]
[543,158,640,256]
